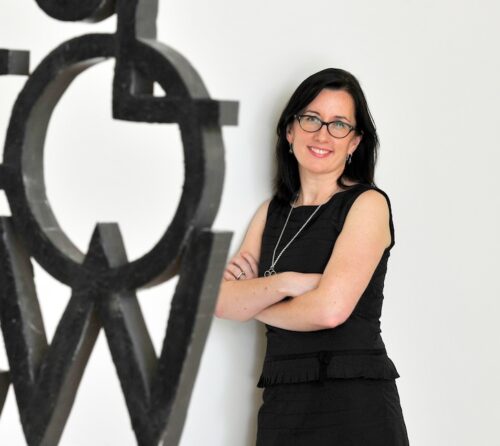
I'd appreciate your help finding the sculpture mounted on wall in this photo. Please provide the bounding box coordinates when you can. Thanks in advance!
[0,1,238,444]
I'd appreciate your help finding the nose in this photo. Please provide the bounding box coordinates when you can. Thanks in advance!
[315,123,331,141]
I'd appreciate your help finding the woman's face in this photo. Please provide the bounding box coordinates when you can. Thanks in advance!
[286,88,362,177]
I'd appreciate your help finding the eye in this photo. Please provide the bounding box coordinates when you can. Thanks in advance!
[302,115,320,123]
[332,120,348,129]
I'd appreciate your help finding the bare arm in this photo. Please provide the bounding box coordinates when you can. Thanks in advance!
[214,197,322,321]
[215,273,292,322]
[254,190,392,331]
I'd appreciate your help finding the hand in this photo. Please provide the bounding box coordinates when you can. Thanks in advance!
[223,251,259,281]
[286,272,322,297]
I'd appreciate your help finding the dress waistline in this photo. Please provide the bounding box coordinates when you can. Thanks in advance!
[265,348,388,383]
[265,348,387,362]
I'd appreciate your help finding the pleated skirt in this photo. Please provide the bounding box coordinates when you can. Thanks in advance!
[256,378,409,446]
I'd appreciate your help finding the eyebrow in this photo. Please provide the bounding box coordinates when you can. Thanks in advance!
[304,109,352,123]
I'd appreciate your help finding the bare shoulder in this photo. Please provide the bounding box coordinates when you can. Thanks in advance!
[344,188,391,248]
[236,197,272,263]
[253,197,272,225]
[350,189,390,215]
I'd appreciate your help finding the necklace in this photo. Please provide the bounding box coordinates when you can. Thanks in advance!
[264,190,330,277]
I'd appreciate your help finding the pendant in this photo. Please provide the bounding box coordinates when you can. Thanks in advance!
[264,268,276,277]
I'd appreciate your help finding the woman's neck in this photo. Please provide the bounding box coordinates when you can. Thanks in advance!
[296,177,357,206]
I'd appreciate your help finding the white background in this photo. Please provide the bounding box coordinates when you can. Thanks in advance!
[1,0,500,445]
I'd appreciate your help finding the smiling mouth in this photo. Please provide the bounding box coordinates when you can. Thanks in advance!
[308,146,332,156]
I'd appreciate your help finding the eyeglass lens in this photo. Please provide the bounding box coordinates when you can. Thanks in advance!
[299,116,351,138]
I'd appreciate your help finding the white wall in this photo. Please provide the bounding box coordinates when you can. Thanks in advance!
[1,0,499,444]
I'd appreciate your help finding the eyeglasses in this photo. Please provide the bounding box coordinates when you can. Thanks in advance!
[294,114,360,139]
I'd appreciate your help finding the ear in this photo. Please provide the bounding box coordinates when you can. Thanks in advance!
[286,123,294,144]
[350,133,363,153]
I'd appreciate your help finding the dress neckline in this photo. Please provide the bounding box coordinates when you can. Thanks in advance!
[290,183,364,209]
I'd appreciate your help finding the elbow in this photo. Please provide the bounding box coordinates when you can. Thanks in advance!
[320,306,349,329]
[213,295,229,319]
[213,303,224,319]
[214,281,231,319]
[214,300,233,320]
[213,282,232,320]
[213,292,222,318]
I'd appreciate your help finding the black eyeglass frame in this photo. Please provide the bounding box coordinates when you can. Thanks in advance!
[294,114,363,139]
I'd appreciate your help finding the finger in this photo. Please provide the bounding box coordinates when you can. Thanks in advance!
[227,262,247,280]
[240,252,258,276]
[222,262,239,280]
[241,251,258,264]
[239,254,257,277]
[223,270,237,281]
[229,257,252,278]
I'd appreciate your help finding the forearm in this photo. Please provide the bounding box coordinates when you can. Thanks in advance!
[254,289,344,332]
[215,272,292,322]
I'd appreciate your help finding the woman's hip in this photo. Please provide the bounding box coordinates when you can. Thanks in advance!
[257,378,409,446]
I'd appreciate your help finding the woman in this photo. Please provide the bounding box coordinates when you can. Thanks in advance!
[215,68,409,445]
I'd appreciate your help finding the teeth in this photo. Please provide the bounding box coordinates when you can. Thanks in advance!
[310,147,329,154]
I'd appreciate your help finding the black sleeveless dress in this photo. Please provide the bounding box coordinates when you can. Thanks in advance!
[256,183,410,446]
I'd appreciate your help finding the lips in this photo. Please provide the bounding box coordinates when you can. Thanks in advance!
[308,146,332,158]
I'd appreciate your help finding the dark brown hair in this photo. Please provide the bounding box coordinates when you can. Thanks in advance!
[273,68,379,203]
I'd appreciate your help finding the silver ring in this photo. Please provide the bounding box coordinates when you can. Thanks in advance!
[236,270,246,280]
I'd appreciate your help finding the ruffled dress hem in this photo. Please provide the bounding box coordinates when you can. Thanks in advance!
[257,353,400,388]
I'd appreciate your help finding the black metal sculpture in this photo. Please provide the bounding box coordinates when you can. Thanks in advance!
[0,1,238,444]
